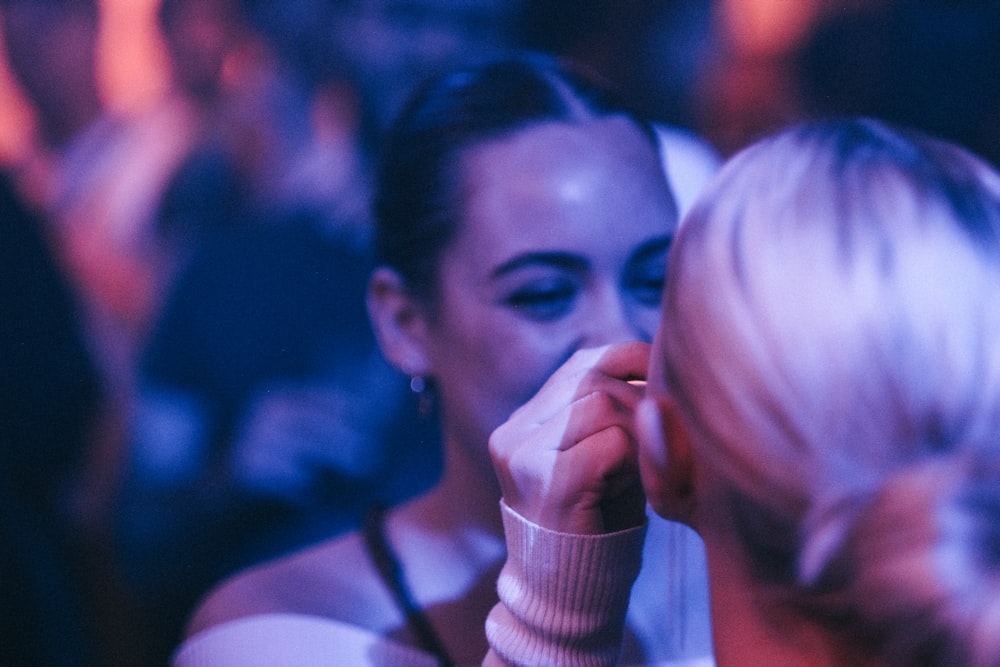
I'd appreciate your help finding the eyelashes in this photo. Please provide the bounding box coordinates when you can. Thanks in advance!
[628,274,665,306]
[500,270,666,322]
[495,244,668,322]
[502,280,577,321]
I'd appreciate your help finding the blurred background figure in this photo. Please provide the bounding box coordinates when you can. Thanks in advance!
[0,0,254,563]
[795,0,1000,168]
[325,0,525,144]
[0,2,156,664]
[0,171,102,666]
[0,0,105,199]
[690,0,1000,164]
[112,0,496,662]
[1,0,188,405]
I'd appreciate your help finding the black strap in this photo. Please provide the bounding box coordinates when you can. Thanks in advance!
[362,506,454,667]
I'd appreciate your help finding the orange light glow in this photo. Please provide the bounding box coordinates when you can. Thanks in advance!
[96,0,169,114]
[718,0,822,58]
[0,17,34,164]
[0,0,169,164]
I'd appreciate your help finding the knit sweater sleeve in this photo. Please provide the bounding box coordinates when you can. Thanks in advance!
[483,501,646,667]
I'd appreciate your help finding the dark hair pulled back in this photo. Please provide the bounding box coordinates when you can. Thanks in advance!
[373,52,656,301]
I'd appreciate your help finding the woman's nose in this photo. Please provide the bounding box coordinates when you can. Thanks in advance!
[581,288,641,347]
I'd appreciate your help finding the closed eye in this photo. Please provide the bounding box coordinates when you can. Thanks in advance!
[626,236,670,306]
[493,252,587,322]
[627,273,665,306]
[502,279,578,321]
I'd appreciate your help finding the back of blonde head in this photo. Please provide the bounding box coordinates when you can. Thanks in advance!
[660,118,1000,665]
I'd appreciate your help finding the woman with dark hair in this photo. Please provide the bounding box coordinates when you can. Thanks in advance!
[173,54,714,666]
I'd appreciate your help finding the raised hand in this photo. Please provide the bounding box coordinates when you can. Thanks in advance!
[488,341,650,535]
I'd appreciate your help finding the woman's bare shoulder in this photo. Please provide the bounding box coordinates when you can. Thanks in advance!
[184,527,398,638]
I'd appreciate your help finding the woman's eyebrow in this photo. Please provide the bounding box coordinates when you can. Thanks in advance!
[630,236,673,262]
[490,252,589,279]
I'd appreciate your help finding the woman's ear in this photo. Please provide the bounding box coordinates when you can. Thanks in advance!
[367,267,432,377]
[636,395,697,526]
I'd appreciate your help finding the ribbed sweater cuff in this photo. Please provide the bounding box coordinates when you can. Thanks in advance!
[485,501,646,666]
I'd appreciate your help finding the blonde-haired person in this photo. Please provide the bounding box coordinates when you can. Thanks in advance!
[485,117,1000,666]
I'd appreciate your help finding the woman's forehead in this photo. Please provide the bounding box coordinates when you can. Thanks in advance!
[463,117,660,183]
[453,118,675,256]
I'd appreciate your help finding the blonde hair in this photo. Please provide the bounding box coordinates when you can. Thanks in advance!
[660,118,1000,665]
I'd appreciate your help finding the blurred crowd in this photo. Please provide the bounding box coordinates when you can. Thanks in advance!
[1,1,998,665]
